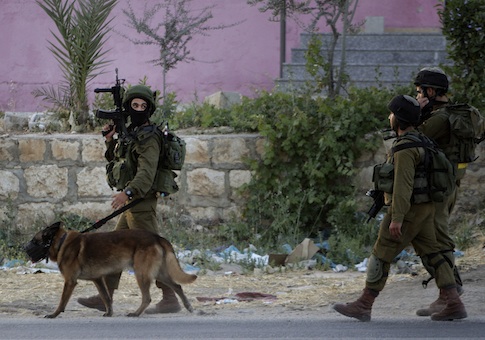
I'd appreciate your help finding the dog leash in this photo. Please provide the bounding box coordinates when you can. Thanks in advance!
[81,198,144,233]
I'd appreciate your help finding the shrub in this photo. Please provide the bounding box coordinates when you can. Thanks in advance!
[438,0,485,111]
[237,87,398,248]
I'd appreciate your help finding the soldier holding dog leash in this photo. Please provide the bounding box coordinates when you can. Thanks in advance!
[78,83,182,314]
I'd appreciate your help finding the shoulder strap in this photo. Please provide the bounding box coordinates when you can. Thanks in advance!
[392,141,426,153]
[391,133,433,154]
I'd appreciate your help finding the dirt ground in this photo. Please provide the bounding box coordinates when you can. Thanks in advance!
[0,244,484,321]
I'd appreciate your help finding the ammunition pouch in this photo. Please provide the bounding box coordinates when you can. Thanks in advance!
[372,163,394,193]
[106,158,135,190]
[152,168,179,195]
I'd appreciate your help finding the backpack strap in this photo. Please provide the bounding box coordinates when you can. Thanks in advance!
[391,134,433,197]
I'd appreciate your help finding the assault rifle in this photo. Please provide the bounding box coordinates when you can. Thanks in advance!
[94,68,129,140]
[366,189,384,222]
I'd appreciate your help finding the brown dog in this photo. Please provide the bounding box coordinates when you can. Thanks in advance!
[24,222,196,318]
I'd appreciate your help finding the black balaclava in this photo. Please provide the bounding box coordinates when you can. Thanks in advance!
[121,85,156,128]
[128,104,151,127]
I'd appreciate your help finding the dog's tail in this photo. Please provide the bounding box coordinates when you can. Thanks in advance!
[161,238,197,285]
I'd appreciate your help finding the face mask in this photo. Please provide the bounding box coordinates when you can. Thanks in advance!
[128,107,150,127]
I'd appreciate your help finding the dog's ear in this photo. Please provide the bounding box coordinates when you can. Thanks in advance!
[43,222,62,240]
[50,221,62,230]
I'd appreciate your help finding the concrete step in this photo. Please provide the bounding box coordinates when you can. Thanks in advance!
[299,33,447,51]
[290,48,450,65]
[277,33,450,90]
[281,63,425,83]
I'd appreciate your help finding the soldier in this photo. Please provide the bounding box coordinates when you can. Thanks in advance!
[414,67,464,316]
[333,95,467,322]
[77,85,181,314]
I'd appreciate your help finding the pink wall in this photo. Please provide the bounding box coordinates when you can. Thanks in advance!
[0,0,441,112]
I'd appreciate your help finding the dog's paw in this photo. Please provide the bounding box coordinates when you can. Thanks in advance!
[44,314,57,319]
[102,312,113,317]
[126,312,140,317]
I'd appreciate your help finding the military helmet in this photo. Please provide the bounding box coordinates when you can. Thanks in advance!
[387,94,421,124]
[413,67,449,91]
[122,85,156,114]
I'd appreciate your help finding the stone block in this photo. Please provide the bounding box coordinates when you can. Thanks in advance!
[204,91,242,109]
[212,138,249,165]
[24,165,68,199]
[51,139,79,161]
[0,139,15,162]
[187,168,225,196]
[19,138,46,162]
[0,171,20,200]
[77,166,112,197]
[229,170,251,189]
[185,137,210,164]
[82,137,106,162]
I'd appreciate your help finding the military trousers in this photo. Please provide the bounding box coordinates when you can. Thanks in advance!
[367,202,456,292]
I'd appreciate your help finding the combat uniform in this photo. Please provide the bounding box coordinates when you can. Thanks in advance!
[78,85,182,314]
[367,131,455,293]
[419,106,464,252]
[333,94,466,322]
[105,125,163,235]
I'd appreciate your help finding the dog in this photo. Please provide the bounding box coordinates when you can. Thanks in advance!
[24,222,196,318]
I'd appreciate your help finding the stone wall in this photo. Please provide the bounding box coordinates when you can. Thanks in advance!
[0,133,263,234]
[1,133,484,236]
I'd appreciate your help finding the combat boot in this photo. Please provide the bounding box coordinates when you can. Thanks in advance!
[416,289,447,316]
[431,287,467,321]
[333,288,379,322]
[145,284,181,314]
[77,289,115,312]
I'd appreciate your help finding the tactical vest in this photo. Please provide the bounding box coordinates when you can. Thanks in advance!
[372,132,456,204]
[106,125,180,195]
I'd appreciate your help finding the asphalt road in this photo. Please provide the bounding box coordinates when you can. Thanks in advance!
[1,315,484,339]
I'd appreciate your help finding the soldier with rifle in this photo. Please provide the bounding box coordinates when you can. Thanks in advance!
[77,70,182,314]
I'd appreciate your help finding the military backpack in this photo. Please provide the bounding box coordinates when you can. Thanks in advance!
[434,103,485,164]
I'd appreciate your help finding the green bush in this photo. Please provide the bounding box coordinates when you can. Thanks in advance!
[439,0,485,111]
[237,87,398,248]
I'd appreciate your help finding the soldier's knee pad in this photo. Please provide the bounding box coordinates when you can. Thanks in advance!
[366,254,388,283]
[441,250,455,267]
[422,252,448,271]
[421,255,436,276]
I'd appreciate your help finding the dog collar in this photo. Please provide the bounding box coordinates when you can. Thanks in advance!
[57,233,67,253]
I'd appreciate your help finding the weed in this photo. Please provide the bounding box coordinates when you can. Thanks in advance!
[0,196,27,263]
